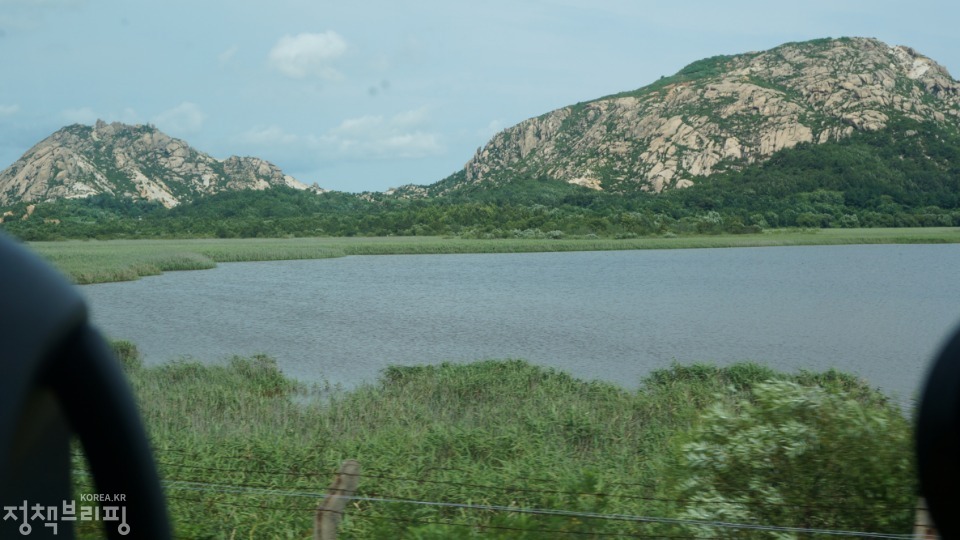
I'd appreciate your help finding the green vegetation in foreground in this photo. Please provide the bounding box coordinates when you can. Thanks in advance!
[71,343,914,539]
[25,227,960,284]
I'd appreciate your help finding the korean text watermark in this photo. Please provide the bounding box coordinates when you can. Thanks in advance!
[2,497,129,536]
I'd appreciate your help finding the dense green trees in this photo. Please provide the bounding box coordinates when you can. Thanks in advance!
[3,117,959,240]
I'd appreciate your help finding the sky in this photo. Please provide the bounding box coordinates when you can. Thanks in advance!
[0,0,957,193]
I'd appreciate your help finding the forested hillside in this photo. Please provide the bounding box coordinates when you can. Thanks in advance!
[452,37,960,194]
[3,36,960,241]
[3,117,959,240]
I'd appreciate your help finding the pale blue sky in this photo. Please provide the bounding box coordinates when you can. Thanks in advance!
[1,0,957,192]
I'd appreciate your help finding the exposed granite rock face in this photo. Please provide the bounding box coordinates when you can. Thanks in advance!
[0,120,318,208]
[454,37,960,193]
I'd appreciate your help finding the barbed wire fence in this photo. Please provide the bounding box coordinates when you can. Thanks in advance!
[71,452,931,539]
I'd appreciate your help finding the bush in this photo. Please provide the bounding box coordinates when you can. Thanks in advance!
[227,354,297,397]
[668,379,914,537]
[110,339,142,371]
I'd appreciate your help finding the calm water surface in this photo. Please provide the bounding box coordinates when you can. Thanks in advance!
[80,245,960,400]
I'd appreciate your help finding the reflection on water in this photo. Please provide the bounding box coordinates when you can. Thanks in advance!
[81,244,960,400]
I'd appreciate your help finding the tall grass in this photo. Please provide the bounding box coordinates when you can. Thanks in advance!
[28,238,346,284]
[70,344,913,539]
[26,227,960,284]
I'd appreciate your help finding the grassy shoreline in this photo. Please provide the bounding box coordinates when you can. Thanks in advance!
[26,227,960,284]
[75,346,914,538]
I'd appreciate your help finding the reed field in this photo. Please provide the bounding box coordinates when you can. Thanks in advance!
[27,227,960,284]
[70,344,915,539]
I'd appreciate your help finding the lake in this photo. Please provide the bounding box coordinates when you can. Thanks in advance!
[79,244,960,401]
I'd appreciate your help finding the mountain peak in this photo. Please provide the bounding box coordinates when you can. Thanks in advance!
[0,121,314,208]
[450,37,959,194]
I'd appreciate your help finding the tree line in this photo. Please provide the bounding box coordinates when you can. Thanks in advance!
[3,117,959,240]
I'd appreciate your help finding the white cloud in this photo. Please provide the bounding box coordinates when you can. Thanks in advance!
[153,102,206,134]
[58,106,140,126]
[0,104,19,116]
[237,108,444,162]
[319,108,443,159]
[268,31,347,80]
[331,115,383,135]
[61,106,97,124]
[0,0,85,31]
[218,45,240,65]
[118,107,140,124]
[479,119,504,140]
[239,125,299,146]
[374,132,443,158]
[331,107,430,135]
[0,0,85,5]
[390,106,429,128]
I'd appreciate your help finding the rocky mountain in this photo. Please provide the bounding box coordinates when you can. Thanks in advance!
[445,37,960,194]
[0,120,318,208]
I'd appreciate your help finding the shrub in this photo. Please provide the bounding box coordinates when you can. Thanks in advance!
[667,380,914,538]
[110,339,142,371]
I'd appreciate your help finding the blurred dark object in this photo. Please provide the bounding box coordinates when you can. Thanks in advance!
[918,322,960,539]
[0,234,170,539]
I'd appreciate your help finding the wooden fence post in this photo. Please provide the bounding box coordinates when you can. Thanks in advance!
[314,460,361,540]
